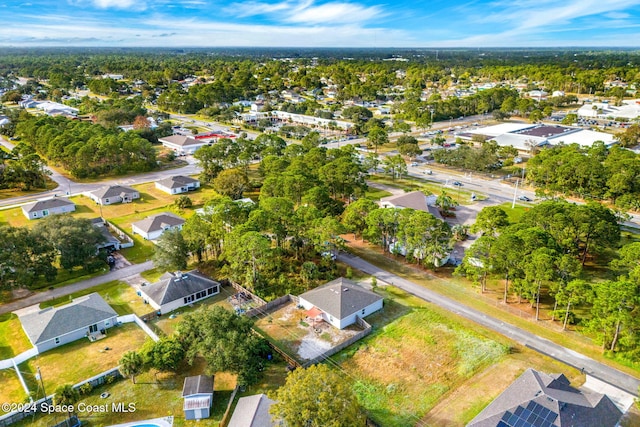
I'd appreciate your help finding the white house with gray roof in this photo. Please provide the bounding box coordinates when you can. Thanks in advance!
[140,270,220,314]
[22,197,76,220]
[155,175,200,195]
[18,293,118,353]
[159,135,210,155]
[131,211,185,240]
[298,278,383,330]
[88,185,139,205]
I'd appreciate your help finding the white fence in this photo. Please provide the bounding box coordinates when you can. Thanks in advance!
[117,314,159,342]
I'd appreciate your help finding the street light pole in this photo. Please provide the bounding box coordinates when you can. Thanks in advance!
[512,179,519,209]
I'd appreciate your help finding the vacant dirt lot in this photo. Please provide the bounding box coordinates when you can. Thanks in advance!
[255,302,364,362]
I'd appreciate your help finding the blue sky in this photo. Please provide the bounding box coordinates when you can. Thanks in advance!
[2,0,640,47]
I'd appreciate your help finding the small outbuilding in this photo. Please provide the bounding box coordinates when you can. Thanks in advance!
[182,375,214,420]
[298,278,383,330]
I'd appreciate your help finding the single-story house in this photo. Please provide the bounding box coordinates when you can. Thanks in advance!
[22,197,76,220]
[158,135,210,155]
[182,375,214,420]
[227,394,278,427]
[140,270,220,314]
[131,212,185,241]
[155,175,201,195]
[88,185,139,205]
[298,278,383,330]
[19,293,118,353]
[379,191,443,221]
[468,368,623,427]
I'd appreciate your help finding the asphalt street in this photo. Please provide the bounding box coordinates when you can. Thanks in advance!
[0,261,153,315]
[336,252,640,395]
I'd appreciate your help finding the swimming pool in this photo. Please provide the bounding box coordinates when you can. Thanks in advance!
[107,417,173,427]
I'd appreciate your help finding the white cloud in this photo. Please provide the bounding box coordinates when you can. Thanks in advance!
[91,0,146,10]
[228,0,382,25]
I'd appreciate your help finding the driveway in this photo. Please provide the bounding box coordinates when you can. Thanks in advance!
[336,251,640,395]
[0,261,153,315]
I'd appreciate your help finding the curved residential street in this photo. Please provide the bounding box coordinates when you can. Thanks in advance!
[336,252,640,395]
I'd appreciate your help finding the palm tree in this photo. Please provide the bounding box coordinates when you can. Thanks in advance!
[436,191,458,216]
[119,351,144,384]
[53,384,79,424]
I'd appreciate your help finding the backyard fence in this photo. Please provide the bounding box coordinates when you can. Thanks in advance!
[104,220,134,249]
[117,314,159,342]
[219,385,241,427]
[244,294,299,318]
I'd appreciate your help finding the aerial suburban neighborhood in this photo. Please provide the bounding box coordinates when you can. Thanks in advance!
[1,5,640,426]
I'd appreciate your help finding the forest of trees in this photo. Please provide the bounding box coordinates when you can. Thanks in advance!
[0,216,107,289]
[457,201,640,358]
[526,143,640,211]
[14,114,158,178]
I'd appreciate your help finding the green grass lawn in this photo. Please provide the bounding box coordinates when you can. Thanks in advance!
[0,313,33,359]
[21,323,149,394]
[368,174,485,205]
[0,369,28,412]
[150,286,234,337]
[497,201,529,223]
[13,357,234,427]
[364,187,393,200]
[39,280,152,317]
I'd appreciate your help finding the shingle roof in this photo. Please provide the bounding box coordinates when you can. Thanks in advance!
[19,293,118,345]
[159,135,203,147]
[90,185,137,199]
[227,394,277,427]
[156,175,199,190]
[131,212,184,234]
[467,369,623,427]
[299,278,382,320]
[143,270,219,306]
[380,191,443,220]
[22,197,74,213]
[182,375,214,397]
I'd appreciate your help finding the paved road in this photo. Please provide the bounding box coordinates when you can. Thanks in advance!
[0,261,153,315]
[337,252,640,395]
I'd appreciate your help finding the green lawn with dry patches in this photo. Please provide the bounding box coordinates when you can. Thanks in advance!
[0,369,28,412]
[0,313,33,359]
[333,285,509,427]
[20,323,148,394]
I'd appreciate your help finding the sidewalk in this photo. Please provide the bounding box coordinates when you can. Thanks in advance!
[0,261,154,315]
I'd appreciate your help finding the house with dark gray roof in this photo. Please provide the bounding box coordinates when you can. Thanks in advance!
[140,270,220,314]
[155,175,200,195]
[21,197,76,220]
[298,278,383,329]
[182,375,214,420]
[19,293,118,353]
[227,394,278,427]
[467,368,623,427]
[131,211,185,240]
[88,185,139,205]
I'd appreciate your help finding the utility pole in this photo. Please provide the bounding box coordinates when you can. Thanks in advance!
[512,179,519,209]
